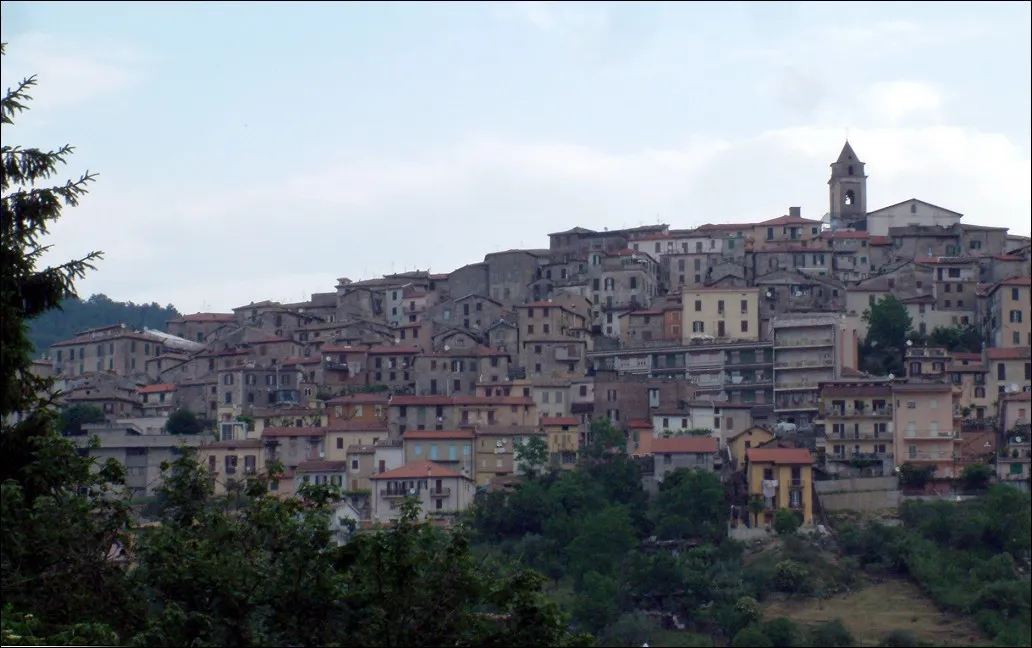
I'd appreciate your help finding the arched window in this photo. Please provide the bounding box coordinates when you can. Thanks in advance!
[844,190,855,206]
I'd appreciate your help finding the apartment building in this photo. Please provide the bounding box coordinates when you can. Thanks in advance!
[817,382,894,475]
[983,276,1031,348]
[772,313,850,431]
[892,383,959,479]
[388,395,537,436]
[680,288,760,342]
[997,393,1031,490]
[166,312,237,342]
[949,353,991,421]
[541,417,581,469]
[987,347,1032,403]
[474,425,541,486]
[652,436,720,482]
[199,438,266,496]
[402,429,475,477]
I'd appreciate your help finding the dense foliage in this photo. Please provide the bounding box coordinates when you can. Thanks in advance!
[28,293,181,357]
[839,487,1032,647]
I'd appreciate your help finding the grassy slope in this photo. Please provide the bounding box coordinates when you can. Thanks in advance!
[764,579,987,647]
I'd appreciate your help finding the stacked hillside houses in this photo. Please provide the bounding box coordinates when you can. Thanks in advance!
[38,142,1032,524]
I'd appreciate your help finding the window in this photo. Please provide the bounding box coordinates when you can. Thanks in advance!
[694,300,702,312]
[740,320,748,333]
[740,299,748,313]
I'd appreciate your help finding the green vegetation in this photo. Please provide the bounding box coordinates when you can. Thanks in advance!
[838,487,1032,646]
[859,295,911,376]
[27,294,181,357]
[58,404,107,436]
[164,408,206,435]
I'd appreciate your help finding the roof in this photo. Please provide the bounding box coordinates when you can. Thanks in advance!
[366,345,422,355]
[745,448,813,465]
[402,429,475,440]
[987,347,1031,361]
[759,214,821,226]
[540,416,579,427]
[138,383,177,394]
[820,384,892,398]
[986,275,1031,296]
[170,313,236,323]
[628,418,653,430]
[202,438,263,450]
[369,460,467,481]
[835,140,859,164]
[726,426,775,441]
[326,421,388,432]
[389,395,536,407]
[283,357,321,366]
[325,393,390,405]
[261,427,327,438]
[296,460,348,473]
[652,436,719,454]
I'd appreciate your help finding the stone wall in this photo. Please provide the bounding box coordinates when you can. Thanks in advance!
[814,476,900,511]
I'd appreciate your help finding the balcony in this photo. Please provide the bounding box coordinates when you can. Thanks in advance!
[820,405,893,418]
[724,375,773,388]
[829,430,890,441]
[774,358,835,370]
[428,487,452,498]
[906,451,952,462]
[381,489,414,499]
[774,337,834,349]
[827,451,893,462]
[324,360,348,371]
[774,381,820,391]
[788,479,805,488]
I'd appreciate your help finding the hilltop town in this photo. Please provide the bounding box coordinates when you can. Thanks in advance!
[28,142,1032,527]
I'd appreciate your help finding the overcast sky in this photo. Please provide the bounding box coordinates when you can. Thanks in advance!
[2,1,1030,314]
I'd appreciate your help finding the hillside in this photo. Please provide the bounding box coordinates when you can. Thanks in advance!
[27,294,181,357]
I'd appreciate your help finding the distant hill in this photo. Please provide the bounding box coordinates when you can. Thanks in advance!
[28,294,182,357]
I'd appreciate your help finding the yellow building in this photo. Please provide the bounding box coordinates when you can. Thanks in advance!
[984,276,1031,348]
[745,448,814,526]
[726,426,775,468]
[680,288,760,342]
[540,416,581,469]
[325,421,390,461]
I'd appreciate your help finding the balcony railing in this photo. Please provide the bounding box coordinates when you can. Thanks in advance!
[774,338,834,348]
[820,405,893,418]
[827,451,893,462]
[774,358,835,369]
[789,479,805,488]
[428,487,452,498]
[828,430,890,441]
[381,489,415,499]
[906,451,952,461]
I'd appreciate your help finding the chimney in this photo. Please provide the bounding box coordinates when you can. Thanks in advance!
[789,206,801,218]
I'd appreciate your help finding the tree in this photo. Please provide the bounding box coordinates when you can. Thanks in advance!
[59,404,107,436]
[959,463,992,492]
[924,324,982,353]
[1,41,133,637]
[772,509,801,535]
[860,295,912,376]
[583,418,626,460]
[514,435,550,477]
[652,469,725,542]
[165,408,205,435]
[747,494,766,528]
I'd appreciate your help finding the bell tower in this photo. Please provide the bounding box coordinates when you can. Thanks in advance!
[828,141,868,230]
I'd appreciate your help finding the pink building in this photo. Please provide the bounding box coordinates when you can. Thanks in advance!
[892,382,959,479]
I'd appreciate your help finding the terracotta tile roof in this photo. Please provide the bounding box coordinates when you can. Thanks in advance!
[261,427,327,438]
[283,357,322,365]
[389,395,535,407]
[325,393,390,405]
[869,236,892,245]
[202,438,264,450]
[252,407,321,418]
[171,313,236,323]
[327,420,388,431]
[367,345,422,355]
[987,276,1031,295]
[628,418,653,429]
[321,345,369,353]
[759,214,821,226]
[623,309,664,317]
[608,248,641,257]
[987,347,1032,360]
[296,460,348,473]
[402,429,475,440]
[652,436,719,454]
[952,352,983,362]
[370,460,465,481]
[821,231,869,240]
[248,336,291,345]
[745,448,813,464]
[820,384,892,398]
[137,383,177,394]
[541,416,579,426]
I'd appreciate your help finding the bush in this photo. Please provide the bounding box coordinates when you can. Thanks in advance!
[772,509,801,536]
[879,629,919,647]
[731,625,773,647]
[808,619,855,647]
[760,617,800,647]
[773,560,809,594]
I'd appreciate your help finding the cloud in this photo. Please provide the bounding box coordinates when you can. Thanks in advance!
[46,107,1030,314]
[0,32,142,109]
[865,81,945,125]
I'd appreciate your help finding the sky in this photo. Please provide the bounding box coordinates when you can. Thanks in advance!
[2,1,1030,314]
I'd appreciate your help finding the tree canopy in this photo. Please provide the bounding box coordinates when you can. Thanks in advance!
[859,295,912,376]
